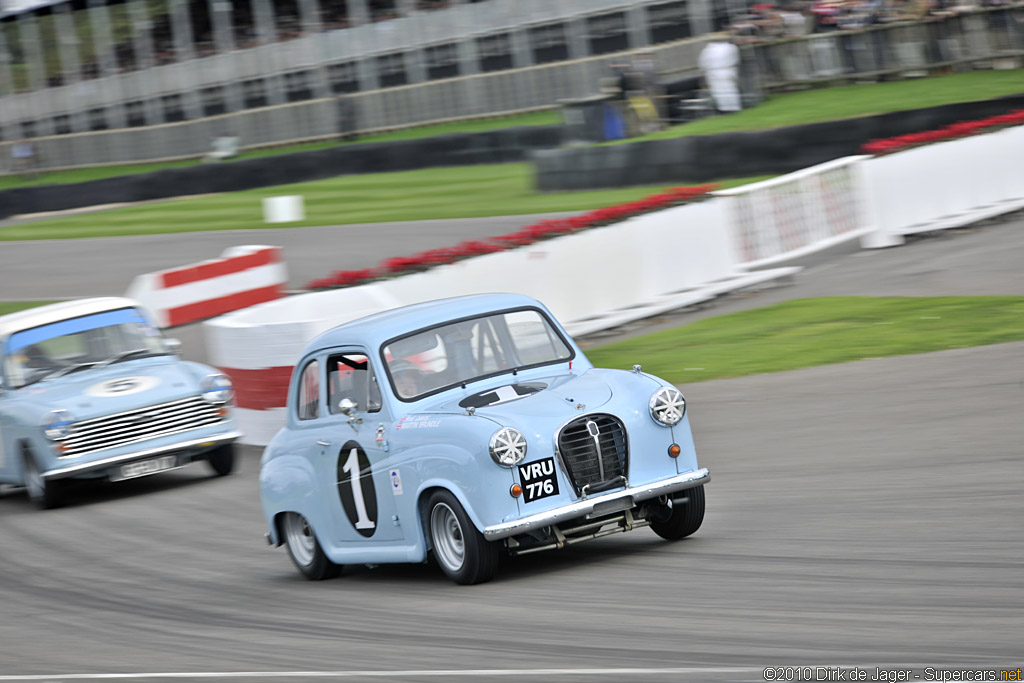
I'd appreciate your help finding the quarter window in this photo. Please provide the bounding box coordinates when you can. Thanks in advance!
[297,360,320,421]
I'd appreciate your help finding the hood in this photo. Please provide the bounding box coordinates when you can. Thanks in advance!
[429,369,614,424]
[12,356,205,420]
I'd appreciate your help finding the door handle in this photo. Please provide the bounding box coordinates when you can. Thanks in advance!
[316,440,331,447]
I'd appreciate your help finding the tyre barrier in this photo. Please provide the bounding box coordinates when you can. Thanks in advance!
[126,245,288,328]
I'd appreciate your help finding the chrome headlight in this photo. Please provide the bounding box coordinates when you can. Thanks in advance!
[201,373,234,405]
[649,387,685,426]
[43,409,75,441]
[489,427,527,467]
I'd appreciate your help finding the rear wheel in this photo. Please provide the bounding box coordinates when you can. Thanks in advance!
[205,443,235,477]
[427,490,500,585]
[22,448,63,510]
[650,485,705,541]
[281,512,342,580]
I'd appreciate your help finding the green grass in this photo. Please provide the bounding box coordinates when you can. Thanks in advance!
[626,70,1024,142]
[0,165,772,241]
[0,111,560,191]
[585,297,1024,383]
[0,302,52,316]
[7,297,1022,384]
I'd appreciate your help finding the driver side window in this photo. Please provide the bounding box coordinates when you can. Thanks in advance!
[328,353,381,415]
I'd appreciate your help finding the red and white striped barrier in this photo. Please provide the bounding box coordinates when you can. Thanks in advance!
[204,285,403,444]
[126,245,288,328]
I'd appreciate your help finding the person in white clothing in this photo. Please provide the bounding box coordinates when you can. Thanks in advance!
[698,38,742,113]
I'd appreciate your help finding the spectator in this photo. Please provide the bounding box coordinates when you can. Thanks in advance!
[699,36,742,113]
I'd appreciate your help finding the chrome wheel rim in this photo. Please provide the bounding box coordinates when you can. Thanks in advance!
[430,502,465,572]
[283,512,316,567]
[23,456,43,501]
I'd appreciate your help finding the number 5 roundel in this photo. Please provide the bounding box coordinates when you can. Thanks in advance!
[337,440,378,537]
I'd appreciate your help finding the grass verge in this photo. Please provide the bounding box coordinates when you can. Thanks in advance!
[0,166,772,241]
[0,302,53,316]
[585,296,1024,383]
[626,70,1024,142]
[5,297,1022,383]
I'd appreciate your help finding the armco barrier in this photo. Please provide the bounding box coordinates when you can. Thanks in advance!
[126,245,288,328]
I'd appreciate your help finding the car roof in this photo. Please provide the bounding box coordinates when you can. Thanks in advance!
[0,297,143,342]
[305,293,555,355]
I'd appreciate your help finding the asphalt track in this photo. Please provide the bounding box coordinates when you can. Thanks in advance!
[0,212,1022,681]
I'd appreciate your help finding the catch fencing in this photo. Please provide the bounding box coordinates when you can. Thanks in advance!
[745,5,1024,91]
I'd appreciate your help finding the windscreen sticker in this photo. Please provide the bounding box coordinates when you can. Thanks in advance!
[395,415,441,430]
[518,457,559,503]
[85,375,160,398]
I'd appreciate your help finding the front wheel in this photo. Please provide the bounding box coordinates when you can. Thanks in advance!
[23,449,64,510]
[650,485,705,541]
[205,443,236,477]
[281,512,342,580]
[427,491,500,585]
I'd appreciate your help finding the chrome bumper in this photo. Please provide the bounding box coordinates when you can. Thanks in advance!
[43,431,242,480]
[483,468,710,540]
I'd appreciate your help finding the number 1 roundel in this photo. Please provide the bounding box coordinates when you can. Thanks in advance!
[337,440,378,538]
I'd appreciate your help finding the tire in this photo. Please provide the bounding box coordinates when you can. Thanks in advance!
[426,490,500,585]
[205,443,236,477]
[22,448,64,510]
[281,512,342,581]
[650,484,705,541]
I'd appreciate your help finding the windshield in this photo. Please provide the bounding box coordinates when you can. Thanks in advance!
[382,308,573,401]
[3,308,169,389]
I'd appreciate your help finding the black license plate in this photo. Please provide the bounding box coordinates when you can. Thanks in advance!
[518,457,559,503]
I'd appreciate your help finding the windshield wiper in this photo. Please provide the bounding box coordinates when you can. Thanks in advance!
[97,348,156,369]
[41,361,102,382]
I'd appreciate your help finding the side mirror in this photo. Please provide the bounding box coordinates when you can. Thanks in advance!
[165,338,183,355]
[337,398,362,427]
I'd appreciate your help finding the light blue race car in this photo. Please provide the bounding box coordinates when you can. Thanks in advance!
[260,293,709,584]
[0,298,241,509]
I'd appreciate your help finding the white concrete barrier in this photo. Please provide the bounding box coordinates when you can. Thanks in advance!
[126,245,288,328]
[861,124,1024,247]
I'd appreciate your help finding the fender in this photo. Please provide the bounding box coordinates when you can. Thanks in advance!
[259,451,323,546]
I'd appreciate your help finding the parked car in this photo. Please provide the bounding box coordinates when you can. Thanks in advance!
[260,293,709,584]
[0,298,240,509]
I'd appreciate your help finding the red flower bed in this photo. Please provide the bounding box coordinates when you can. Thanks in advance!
[860,108,1024,156]
[306,184,718,290]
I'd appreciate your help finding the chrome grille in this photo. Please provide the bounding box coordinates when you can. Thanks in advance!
[61,396,226,457]
[556,414,628,496]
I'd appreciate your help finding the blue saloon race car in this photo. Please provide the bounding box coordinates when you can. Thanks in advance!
[0,298,241,509]
[260,293,709,584]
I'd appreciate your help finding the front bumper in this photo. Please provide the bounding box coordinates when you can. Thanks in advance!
[482,467,710,540]
[42,431,242,480]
